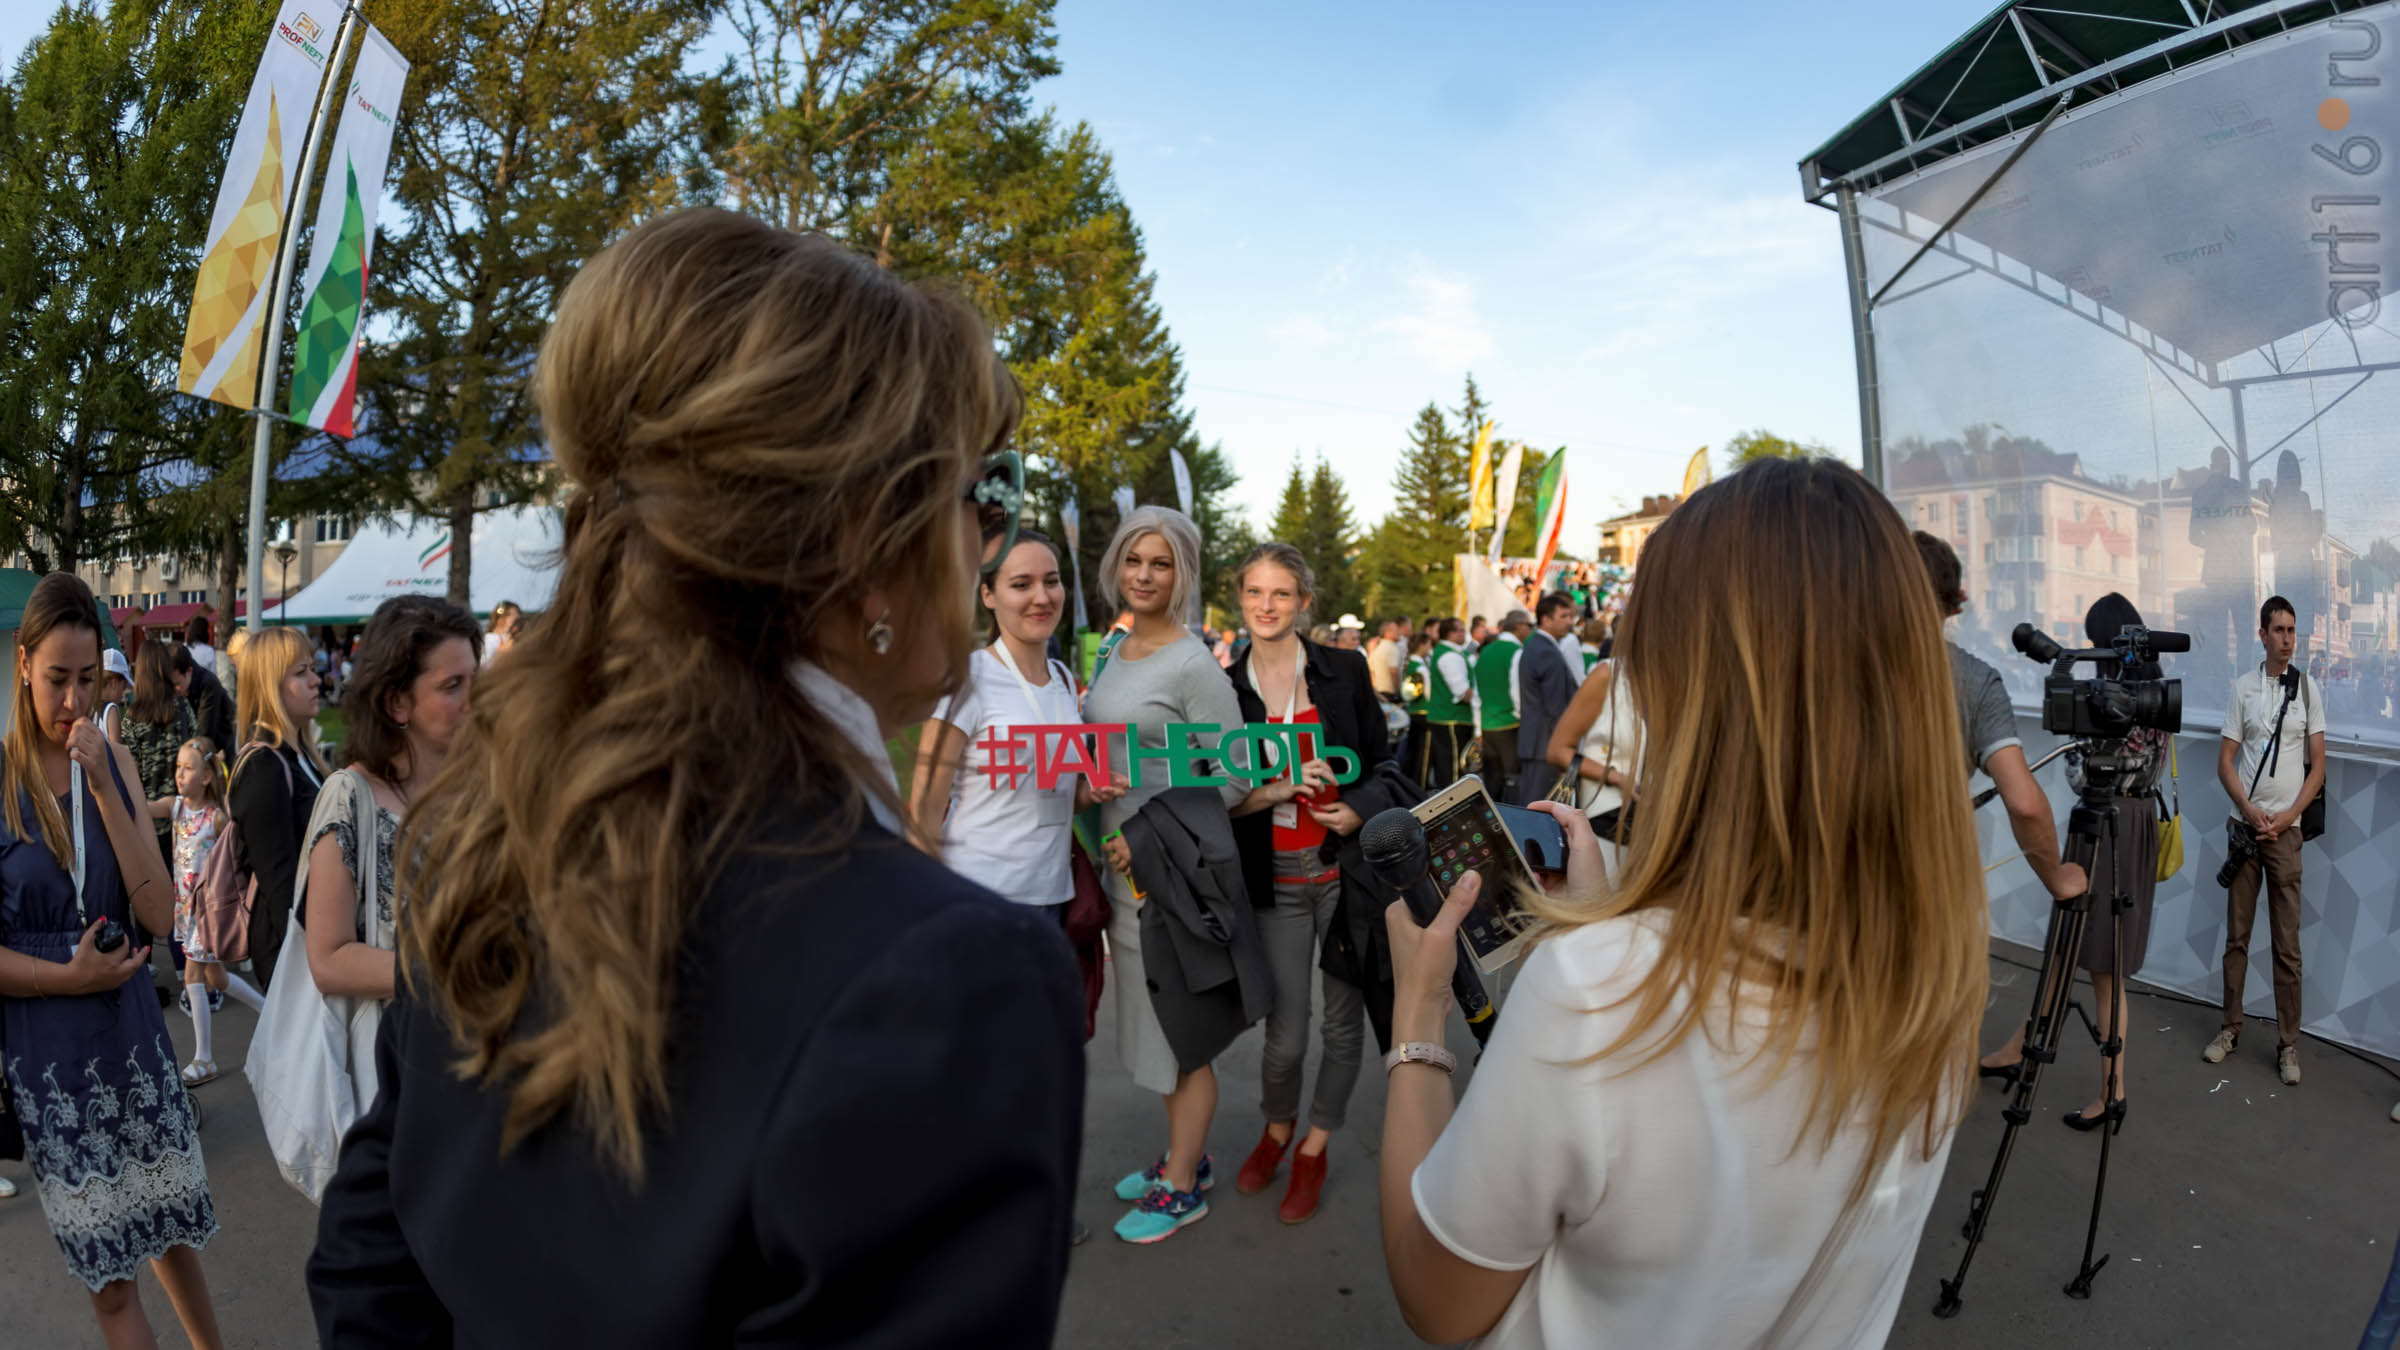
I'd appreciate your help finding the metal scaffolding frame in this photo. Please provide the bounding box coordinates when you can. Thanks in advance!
[1808,0,2391,501]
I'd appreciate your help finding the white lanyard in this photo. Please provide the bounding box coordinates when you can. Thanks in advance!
[291,745,323,792]
[991,640,1063,725]
[1247,644,1311,829]
[1245,643,1306,726]
[67,760,89,924]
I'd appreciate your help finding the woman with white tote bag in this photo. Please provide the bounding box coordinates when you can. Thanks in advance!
[250,597,480,1200]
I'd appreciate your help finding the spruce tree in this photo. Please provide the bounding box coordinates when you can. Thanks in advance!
[1367,402,1469,620]
[1268,456,1308,547]
[1303,458,1359,620]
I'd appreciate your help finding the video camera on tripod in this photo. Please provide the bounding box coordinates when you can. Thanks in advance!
[2011,621,2186,741]
[1937,621,2190,1319]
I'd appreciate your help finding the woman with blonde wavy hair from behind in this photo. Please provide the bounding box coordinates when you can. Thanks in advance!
[227,624,328,988]
[1377,456,1989,1349]
[307,207,1085,1348]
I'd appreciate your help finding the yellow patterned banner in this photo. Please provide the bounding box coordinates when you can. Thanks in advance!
[176,0,339,409]
[1466,419,1496,531]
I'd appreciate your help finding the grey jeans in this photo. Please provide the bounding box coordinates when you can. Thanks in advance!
[1259,848,1366,1132]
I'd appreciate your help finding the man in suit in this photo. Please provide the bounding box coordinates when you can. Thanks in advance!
[1514,592,1579,804]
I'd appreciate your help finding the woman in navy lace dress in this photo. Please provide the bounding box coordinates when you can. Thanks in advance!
[0,573,222,1346]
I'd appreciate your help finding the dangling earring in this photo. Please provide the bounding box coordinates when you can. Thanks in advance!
[867,608,895,657]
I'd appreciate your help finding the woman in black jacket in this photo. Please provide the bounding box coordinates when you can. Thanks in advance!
[307,207,1082,1348]
[227,624,326,989]
[1221,541,1413,1224]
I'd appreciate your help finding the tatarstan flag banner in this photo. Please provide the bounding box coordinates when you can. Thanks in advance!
[1531,449,1568,578]
[177,0,339,408]
[288,25,409,437]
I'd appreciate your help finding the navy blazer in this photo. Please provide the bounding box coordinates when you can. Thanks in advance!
[307,800,1085,1348]
[1514,632,1577,801]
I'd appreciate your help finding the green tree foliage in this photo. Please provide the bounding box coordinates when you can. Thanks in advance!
[1723,428,1831,473]
[1302,458,1359,621]
[0,0,265,578]
[721,0,1057,243]
[1363,402,1469,621]
[345,0,724,605]
[719,4,1238,636]
[1262,454,1359,621]
[1268,456,1309,546]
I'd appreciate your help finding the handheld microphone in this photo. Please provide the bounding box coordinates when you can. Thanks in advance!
[1359,807,1495,1047]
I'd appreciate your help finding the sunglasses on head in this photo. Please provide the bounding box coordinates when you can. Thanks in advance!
[968,450,1025,572]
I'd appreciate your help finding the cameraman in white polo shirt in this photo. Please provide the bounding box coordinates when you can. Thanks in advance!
[2208,594,2325,1086]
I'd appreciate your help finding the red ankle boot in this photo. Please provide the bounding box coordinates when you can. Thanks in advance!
[1236,1127,1292,1195]
[1279,1148,1327,1224]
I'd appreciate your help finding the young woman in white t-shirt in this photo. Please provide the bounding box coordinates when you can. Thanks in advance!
[1378,457,1988,1349]
[909,530,1122,904]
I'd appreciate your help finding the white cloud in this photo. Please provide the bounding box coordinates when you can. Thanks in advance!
[1270,313,1337,350]
[1376,262,1494,368]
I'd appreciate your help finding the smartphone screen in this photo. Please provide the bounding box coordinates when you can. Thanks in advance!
[1416,778,1538,971]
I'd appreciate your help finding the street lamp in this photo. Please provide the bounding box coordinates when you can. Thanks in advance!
[271,535,298,625]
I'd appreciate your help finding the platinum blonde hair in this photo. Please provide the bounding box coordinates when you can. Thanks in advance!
[1101,505,1203,621]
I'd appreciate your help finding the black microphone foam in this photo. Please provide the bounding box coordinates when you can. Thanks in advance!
[1359,806,1428,884]
[1360,807,1494,1041]
[2147,629,2192,653]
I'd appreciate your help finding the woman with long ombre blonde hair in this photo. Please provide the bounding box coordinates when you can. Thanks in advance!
[307,207,1086,1346]
[226,624,327,987]
[1377,457,1988,1349]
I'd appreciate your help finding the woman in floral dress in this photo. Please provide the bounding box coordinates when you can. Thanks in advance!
[0,574,222,1346]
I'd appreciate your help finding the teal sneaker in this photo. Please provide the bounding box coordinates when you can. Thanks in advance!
[1113,1184,1207,1244]
[1112,1152,1214,1202]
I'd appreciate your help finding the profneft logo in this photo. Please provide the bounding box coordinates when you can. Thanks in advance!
[278,11,328,64]
[2314,20,2384,329]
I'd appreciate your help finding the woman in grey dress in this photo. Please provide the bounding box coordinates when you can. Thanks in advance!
[1085,507,1289,1244]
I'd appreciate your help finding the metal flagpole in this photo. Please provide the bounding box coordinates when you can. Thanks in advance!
[245,2,359,634]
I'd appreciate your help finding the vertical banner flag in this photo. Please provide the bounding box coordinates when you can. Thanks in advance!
[1485,442,1526,560]
[1113,484,1136,520]
[1680,445,1712,499]
[1531,451,1568,578]
[287,26,410,436]
[1466,420,1497,531]
[1058,496,1089,633]
[177,0,340,408]
[1170,447,1195,519]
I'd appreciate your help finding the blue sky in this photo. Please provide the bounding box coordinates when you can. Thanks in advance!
[1031,0,2003,544]
[1,0,2006,548]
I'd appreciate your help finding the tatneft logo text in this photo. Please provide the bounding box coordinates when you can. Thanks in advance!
[2315,20,2384,329]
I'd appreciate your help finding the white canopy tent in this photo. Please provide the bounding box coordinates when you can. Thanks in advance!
[274,506,562,624]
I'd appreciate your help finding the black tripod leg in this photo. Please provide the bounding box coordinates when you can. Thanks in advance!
[1936,813,2103,1319]
[2068,815,2131,1298]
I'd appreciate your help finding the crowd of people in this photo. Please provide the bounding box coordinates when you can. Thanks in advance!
[0,204,2388,1349]
[0,573,509,1345]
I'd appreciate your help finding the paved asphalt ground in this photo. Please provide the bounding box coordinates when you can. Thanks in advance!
[3,942,2394,1348]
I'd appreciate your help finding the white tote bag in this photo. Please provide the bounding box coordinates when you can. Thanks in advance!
[246,768,389,1204]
